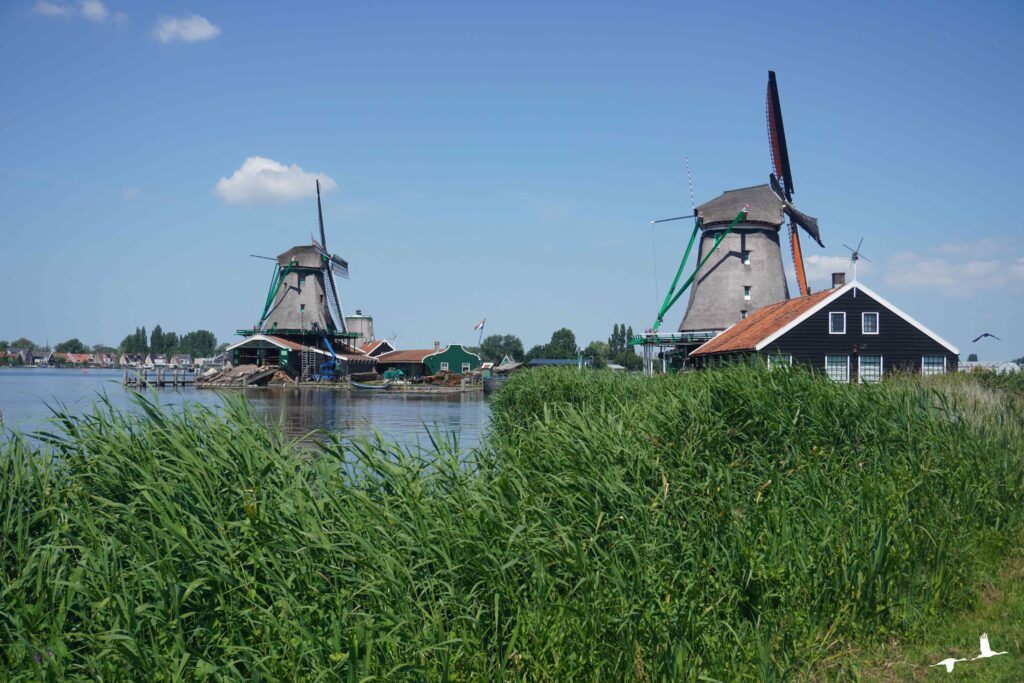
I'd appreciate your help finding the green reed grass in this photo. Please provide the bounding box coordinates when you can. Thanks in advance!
[2,367,1022,680]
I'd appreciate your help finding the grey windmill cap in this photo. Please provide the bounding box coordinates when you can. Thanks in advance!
[276,245,323,268]
[697,184,784,228]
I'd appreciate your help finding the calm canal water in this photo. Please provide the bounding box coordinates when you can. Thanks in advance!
[0,368,491,448]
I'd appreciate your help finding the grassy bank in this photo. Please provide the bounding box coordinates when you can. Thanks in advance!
[2,368,1022,680]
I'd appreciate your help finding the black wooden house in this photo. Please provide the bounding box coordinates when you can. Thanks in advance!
[690,277,958,381]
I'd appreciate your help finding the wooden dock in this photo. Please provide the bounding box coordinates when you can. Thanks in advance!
[123,368,197,388]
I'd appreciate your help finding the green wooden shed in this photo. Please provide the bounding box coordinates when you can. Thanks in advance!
[424,344,482,375]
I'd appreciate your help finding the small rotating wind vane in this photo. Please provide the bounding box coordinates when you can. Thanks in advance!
[842,238,871,283]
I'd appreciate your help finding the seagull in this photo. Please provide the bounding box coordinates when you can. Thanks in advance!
[930,657,966,673]
[972,632,1008,659]
[972,332,1002,342]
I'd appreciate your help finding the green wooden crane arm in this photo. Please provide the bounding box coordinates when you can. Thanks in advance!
[257,264,294,328]
[652,217,700,331]
[651,208,747,332]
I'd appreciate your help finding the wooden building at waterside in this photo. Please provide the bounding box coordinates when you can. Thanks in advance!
[376,344,483,379]
[689,275,959,381]
[226,334,377,377]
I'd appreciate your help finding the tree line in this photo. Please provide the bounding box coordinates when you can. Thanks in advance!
[476,322,641,370]
[119,325,219,358]
[1,326,221,359]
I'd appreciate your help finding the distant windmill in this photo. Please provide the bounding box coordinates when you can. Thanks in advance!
[256,180,351,336]
[842,238,871,283]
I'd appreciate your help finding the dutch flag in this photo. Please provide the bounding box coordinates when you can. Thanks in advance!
[473,319,486,331]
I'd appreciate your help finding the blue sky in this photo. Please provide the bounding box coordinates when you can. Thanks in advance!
[1,0,1022,358]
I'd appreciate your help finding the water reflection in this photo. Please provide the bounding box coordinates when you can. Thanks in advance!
[0,368,491,448]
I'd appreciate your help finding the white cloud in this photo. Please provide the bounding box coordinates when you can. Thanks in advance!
[33,1,73,17]
[34,0,115,22]
[215,157,337,205]
[153,14,220,43]
[884,248,1024,297]
[80,0,107,21]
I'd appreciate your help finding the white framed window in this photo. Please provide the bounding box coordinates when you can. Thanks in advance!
[829,311,846,334]
[740,310,748,320]
[742,250,751,265]
[859,355,882,383]
[767,354,792,369]
[440,362,449,372]
[826,355,849,382]
[862,312,879,335]
[743,286,751,301]
[922,355,946,376]
[461,362,471,373]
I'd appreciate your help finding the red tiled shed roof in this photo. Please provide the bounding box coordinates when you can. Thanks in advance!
[377,349,435,363]
[691,288,837,356]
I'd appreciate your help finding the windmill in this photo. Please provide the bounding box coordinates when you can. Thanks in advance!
[255,181,355,344]
[842,238,871,283]
[766,70,825,297]
[633,72,829,373]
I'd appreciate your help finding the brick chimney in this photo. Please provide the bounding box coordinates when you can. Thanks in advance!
[832,272,846,288]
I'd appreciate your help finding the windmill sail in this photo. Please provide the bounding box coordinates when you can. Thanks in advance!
[324,269,345,331]
[316,179,348,333]
[767,70,822,296]
[770,174,824,247]
[767,71,794,202]
[329,254,349,279]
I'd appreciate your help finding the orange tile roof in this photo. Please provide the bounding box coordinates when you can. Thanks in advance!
[377,349,435,363]
[691,288,837,355]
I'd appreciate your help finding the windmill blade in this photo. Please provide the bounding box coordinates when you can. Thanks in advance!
[314,179,347,331]
[770,175,823,247]
[767,70,794,202]
[329,254,349,279]
[316,179,328,250]
[323,268,346,332]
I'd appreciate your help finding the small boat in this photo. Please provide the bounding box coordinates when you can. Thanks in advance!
[351,381,389,391]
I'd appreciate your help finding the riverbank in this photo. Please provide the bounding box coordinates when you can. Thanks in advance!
[1,367,1021,680]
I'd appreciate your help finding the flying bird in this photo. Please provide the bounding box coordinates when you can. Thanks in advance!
[972,632,1008,660]
[972,333,1002,342]
[930,657,966,673]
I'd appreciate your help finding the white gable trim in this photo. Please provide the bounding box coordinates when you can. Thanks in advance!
[754,282,959,354]
[690,325,732,355]
[226,334,329,356]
